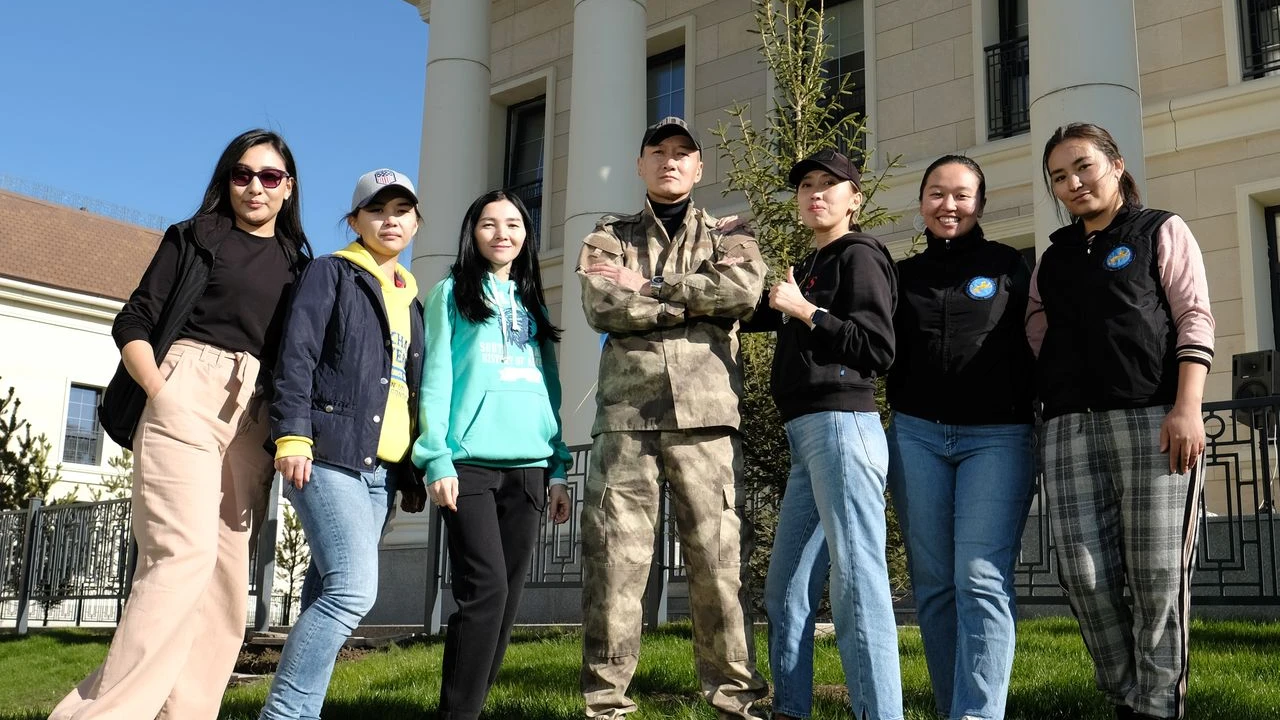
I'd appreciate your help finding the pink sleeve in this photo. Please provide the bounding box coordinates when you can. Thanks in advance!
[1025,261,1046,358]
[1156,215,1215,368]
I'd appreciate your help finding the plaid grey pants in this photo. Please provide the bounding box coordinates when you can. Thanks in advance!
[1043,406,1202,720]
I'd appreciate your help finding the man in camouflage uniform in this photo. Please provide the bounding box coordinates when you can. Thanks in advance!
[576,116,769,719]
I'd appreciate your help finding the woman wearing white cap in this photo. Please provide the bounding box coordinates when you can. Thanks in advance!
[258,168,429,720]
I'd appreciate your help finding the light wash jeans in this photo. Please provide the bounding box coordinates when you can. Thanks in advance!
[765,410,904,720]
[887,413,1034,720]
[259,460,394,720]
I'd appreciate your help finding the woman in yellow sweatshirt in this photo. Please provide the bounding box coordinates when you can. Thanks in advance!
[261,168,428,720]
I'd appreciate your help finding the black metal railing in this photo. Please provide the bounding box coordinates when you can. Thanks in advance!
[1016,396,1280,605]
[1242,0,1280,80]
[985,36,1030,140]
[8,396,1280,633]
[1,479,280,633]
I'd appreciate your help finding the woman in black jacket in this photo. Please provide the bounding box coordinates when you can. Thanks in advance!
[886,155,1035,720]
[53,129,311,720]
[752,148,903,720]
[1031,123,1213,720]
[259,168,428,720]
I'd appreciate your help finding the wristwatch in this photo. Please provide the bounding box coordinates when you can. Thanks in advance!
[810,307,828,325]
[649,275,664,298]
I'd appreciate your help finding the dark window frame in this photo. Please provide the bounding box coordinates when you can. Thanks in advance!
[807,0,867,156]
[646,46,686,124]
[62,384,104,466]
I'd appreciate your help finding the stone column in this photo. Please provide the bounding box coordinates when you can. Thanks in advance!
[411,0,492,288]
[1028,0,1145,254]
[559,0,648,444]
[372,0,491,628]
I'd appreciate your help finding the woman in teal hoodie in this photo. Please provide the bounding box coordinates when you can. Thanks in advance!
[413,189,572,719]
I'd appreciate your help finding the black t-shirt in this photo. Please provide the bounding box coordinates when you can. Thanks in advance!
[179,225,295,362]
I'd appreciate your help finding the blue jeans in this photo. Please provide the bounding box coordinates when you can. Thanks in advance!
[886,413,1034,720]
[765,411,904,720]
[259,461,394,720]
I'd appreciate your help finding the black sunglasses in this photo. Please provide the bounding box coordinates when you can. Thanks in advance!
[230,165,291,189]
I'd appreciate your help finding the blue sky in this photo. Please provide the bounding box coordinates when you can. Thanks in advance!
[0,1,427,255]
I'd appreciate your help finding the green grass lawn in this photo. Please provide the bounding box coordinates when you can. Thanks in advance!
[2,618,1278,719]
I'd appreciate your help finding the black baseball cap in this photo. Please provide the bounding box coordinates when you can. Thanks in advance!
[787,148,861,189]
[640,116,701,152]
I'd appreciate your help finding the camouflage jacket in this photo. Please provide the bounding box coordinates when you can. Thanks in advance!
[577,199,766,434]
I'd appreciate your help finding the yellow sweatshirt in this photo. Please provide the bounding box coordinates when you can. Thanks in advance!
[274,241,419,463]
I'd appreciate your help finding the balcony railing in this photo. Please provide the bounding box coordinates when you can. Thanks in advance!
[1241,0,1280,80]
[985,36,1030,140]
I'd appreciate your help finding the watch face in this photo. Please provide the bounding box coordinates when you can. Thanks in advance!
[651,275,664,286]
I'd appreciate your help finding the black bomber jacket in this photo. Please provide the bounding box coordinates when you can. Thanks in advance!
[886,227,1035,425]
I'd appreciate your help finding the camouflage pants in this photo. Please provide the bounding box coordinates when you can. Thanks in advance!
[580,429,768,719]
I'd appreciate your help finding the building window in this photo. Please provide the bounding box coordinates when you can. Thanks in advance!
[647,47,685,123]
[984,0,1030,140]
[504,97,545,239]
[63,385,103,466]
[813,0,866,154]
[1241,0,1280,80]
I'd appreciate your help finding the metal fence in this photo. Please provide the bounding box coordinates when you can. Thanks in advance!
[1241,0,1280,80]
[1,478,281,634]
[427,396,1280,623]
[1016,396,1280,605]
[7,398,1279,634]
[984,36,1030,140]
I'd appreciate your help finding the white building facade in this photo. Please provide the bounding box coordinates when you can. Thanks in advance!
[0,190,161,500]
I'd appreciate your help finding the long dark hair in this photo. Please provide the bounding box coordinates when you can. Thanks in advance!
[197,129,313,262]
[1041,122,1141,222]
[918,154,987,211]
[451,190,561,344]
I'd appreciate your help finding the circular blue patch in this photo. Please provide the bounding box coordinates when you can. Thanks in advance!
[1105,244,1134,270]
[965,276,997,300]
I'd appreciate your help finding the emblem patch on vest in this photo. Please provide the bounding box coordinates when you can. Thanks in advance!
[965,276,997,300]
[1105,244,1134,270]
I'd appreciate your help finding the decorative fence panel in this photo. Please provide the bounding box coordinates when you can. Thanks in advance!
[6,398,1279,633]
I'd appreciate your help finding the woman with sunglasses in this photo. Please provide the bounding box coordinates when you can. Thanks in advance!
[749,148,902,720]
[886,155,1035,720]
[1030,123,1213,720]
[258,168,428,720]
[51,129,311,720]
[412,190,572,719]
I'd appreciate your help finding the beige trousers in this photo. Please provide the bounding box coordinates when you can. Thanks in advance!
[50,340,274,720]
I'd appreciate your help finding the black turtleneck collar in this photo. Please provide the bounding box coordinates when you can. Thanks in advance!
[648,196,691,240]
[924,224,985,254]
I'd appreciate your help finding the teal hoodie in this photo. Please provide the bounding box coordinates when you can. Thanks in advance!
[412,274,572,483]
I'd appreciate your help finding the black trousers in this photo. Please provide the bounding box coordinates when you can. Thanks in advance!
[437,464,546,720]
